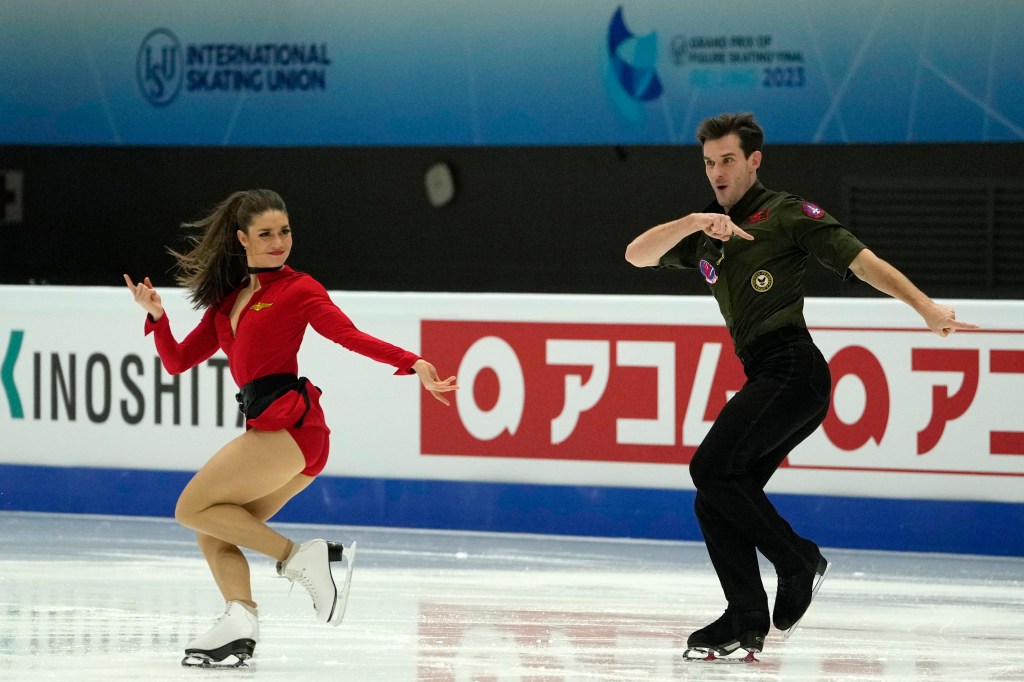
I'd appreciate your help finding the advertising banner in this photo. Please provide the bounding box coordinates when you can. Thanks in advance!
[1,0,1022,145]
[1,286,1022,505]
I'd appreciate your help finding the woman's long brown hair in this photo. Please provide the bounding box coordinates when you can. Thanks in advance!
[169,189,287,309]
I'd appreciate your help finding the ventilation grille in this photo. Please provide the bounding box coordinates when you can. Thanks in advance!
[844,179,1024,295]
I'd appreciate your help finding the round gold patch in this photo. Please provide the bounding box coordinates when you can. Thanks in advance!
[751,270,773,292]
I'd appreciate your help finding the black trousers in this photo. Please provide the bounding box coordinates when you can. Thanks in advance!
[688,327,831,613]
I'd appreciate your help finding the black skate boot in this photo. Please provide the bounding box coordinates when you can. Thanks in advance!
[683,608,768,663]
[774,554,831,637]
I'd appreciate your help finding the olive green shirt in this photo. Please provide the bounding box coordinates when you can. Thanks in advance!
[658,181,866,356]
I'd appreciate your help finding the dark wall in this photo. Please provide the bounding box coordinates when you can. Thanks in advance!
[2,143,1021,298]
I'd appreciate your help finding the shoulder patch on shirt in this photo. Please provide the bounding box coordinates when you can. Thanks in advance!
[249,301,273,311]
[802,202,825,219]
[699,259,719,284]
[747,207,770,223]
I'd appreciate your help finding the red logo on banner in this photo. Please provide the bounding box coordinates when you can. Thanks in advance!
[420,321,745,464]
[420,320,1024,471]
[822,345,890,450]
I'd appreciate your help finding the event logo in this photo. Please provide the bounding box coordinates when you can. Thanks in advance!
[604,7,663,121]
[137,28,184,107]
[136,29,331,107]
[665,32,806,96]
[607,7,663,102]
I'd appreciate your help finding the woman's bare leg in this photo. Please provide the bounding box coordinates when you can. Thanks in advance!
[175,429,312,602]
[195,472,315,605]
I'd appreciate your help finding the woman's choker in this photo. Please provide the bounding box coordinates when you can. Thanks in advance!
[247,265,285,274]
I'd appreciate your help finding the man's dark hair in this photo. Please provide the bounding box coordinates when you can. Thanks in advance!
[696,112,764,158]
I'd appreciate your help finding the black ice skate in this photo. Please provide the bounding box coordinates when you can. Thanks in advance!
[277,539,357,626]
[774,554,831,638]
[181,600,258,668]
[682,608,767,664]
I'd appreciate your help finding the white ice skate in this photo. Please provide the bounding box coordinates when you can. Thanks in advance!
[181,600,258,668]
[277,539,357,626]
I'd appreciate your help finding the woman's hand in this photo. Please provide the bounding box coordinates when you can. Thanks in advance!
[412,359,459,406]
[123,274,164,321]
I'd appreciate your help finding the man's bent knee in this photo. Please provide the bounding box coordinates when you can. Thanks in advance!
[689,448,723,490]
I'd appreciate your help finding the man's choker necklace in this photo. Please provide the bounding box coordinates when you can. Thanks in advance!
[247,266,285,274]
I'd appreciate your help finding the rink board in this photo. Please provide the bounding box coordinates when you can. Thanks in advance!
[1,463,1023,557]
[1,287,1023,556]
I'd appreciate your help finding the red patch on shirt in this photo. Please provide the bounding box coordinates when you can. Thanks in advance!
[747,207,770,223]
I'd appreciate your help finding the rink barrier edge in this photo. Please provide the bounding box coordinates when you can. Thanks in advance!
[0,463,1021,557]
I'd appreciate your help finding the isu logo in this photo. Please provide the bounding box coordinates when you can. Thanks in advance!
[137,28,183,107]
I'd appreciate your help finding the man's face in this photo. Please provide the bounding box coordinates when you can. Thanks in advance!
[702,133,761,211]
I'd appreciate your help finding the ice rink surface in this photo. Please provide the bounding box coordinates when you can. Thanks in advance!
[1,511,1022,682]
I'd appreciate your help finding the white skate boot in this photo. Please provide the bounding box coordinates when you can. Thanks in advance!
[181,600,258,668]
[277,539,357,626]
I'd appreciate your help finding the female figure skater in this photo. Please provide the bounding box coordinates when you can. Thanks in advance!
[124,189,458,667]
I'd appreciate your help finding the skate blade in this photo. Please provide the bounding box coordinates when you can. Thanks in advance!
[682,648,759,664]
[181,653,250,669]
[329,541,357,627]
[781,559,832,641]
[182,637,255,668]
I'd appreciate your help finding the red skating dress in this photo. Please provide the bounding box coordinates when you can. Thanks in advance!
[144,267,419,475]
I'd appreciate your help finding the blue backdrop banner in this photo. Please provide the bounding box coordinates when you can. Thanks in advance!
[2,0,1022,145]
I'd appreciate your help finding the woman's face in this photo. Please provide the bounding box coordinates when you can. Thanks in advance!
[238,209,291,269]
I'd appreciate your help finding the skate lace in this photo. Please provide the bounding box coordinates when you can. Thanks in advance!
[199,603,237,637]
[211,606,231,626]
[280,566,320,607]
[776,575,796,599]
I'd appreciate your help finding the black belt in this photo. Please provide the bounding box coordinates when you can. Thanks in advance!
[235,373,311,427]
